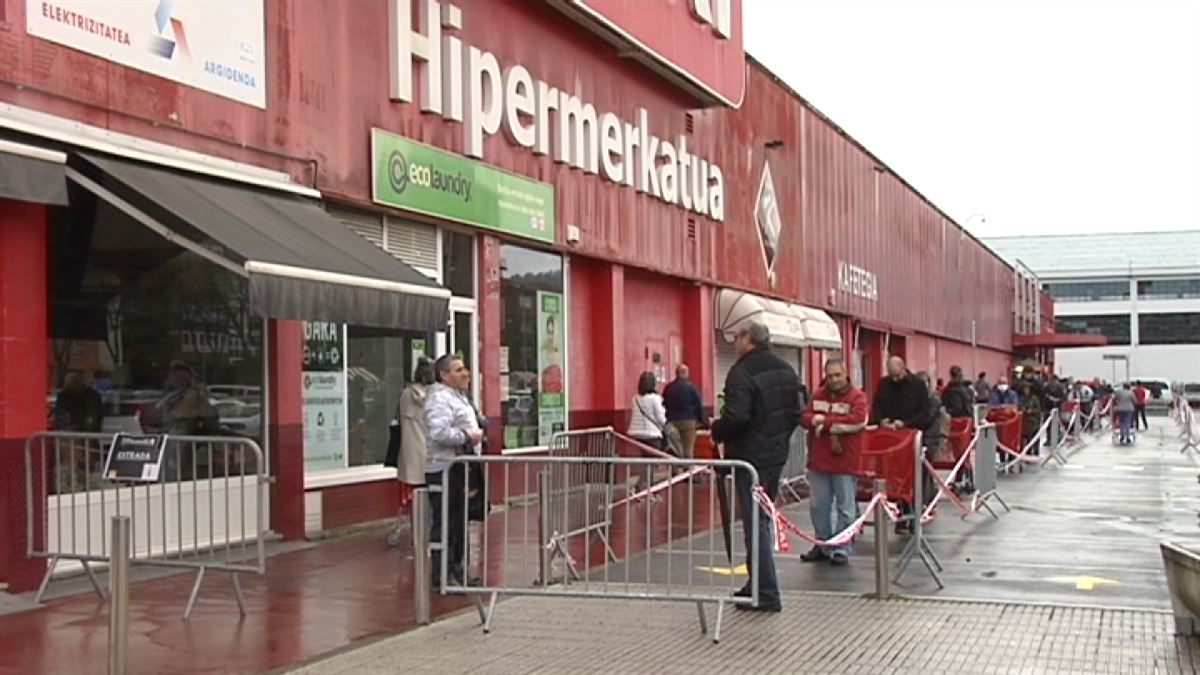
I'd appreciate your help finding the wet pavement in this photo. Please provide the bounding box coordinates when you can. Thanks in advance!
[595,416,1200,610]
[288,592,1200,675]
[2,415,1197,674]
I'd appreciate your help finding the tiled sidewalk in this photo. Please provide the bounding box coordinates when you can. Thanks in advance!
[289,591,1200,675]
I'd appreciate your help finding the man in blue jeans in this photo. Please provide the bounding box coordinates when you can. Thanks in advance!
[711,322,801,612]
[1112,382,1136,444]
[799,358,869,565]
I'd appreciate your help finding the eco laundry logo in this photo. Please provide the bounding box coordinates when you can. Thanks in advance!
[387,150,410,195]
[372,129,555,244]
[387,149,473,203]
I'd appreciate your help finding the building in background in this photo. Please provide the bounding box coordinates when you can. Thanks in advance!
[986,231,1200,386]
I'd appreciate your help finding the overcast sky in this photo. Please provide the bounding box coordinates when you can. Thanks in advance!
[744,0,1200,239]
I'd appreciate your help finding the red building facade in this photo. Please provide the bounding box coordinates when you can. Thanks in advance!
[1,0,1024,591]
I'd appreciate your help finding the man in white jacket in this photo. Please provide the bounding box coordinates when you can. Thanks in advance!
[425,354,483,588]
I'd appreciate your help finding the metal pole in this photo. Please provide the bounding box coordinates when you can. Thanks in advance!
[873,479,890,599]
[1049,408,1061,449]
[108,515,131,675]
[537,471,552,586]
[412,488,430,626]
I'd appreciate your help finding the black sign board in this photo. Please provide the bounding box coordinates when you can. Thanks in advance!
[103,433,169,482]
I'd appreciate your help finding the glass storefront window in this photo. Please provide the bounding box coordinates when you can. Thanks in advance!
[499,245,565,450]
[442,230,476,298]
[49,195,264,491]
[302,322,431,472]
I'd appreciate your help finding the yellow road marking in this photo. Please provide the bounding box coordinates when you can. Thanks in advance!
[1045,575,1119,591]
[696,564,748,576]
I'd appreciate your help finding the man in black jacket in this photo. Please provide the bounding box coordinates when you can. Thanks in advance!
[871,356,931,430]
[871,356,932,532]
[941,365,975,419]
[711,322,800,613]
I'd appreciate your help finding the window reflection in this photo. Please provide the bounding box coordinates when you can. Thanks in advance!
[499,245,564,450]
[48,187,264,491]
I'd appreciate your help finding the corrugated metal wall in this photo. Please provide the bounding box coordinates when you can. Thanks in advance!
[697,64,1014,352]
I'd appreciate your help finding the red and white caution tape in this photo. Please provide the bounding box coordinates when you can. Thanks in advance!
[998,413,1055,465]
[751,485,900,553]
[608,465,711,509]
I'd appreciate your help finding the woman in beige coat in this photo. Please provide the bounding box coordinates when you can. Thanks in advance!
[386,357,434,546]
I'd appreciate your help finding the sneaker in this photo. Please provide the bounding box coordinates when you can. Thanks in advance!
[829,552,849,566]
[732,586,751,598]
[799,547,828,563]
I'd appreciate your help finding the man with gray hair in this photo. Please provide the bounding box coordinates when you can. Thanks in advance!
[711,322,801,612]
[425,354,483,588]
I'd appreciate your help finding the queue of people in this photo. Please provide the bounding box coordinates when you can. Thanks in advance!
[388,317,1136,607]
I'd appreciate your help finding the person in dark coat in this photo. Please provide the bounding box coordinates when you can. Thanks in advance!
[711,321,801,613]
[940,365,975,419]
[870,356,931,431]
[870,356,932,533]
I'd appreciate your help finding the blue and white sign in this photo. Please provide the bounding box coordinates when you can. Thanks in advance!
[26,0,266,108]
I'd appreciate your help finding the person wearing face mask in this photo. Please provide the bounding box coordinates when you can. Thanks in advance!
[988,376,1019,407]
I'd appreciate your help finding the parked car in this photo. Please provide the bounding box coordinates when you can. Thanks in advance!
[1182,383,1200,410]
[1132,378,1173,407]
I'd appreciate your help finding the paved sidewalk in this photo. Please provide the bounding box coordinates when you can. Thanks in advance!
[290,591,1199,675]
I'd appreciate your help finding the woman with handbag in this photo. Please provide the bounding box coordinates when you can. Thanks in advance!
[384,357,434,547]
[628,371,668,452]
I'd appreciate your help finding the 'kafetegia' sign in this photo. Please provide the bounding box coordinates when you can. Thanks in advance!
[103,433,169,482]
[388,0,725,222]
[838,262,878,301]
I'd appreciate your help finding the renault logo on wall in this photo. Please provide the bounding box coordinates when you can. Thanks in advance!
[755,161,782,285]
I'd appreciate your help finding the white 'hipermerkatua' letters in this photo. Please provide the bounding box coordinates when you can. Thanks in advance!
[389,0,726,222]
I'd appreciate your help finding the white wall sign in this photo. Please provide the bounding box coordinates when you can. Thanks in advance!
[838,261,878,301]
[26,0,266,108]
[389,0,726,222]
[754,161,781,283]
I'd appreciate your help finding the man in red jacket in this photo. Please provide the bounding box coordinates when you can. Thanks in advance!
[1132,383,1149,431]
[798,358,869,566]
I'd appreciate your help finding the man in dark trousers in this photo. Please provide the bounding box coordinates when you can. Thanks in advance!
[711,322,800,613]
[871,356,932,532]
[662,364,705,458]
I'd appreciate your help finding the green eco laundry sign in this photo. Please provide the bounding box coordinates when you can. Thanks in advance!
[371,128,555,243]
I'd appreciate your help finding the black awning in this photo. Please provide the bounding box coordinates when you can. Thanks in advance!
[71,153,449,331]
[0,143,69,205]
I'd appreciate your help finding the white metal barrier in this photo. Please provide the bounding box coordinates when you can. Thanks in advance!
[424,452,762,643]
[25,431,268,617]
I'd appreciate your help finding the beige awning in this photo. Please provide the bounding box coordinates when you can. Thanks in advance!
[717,290,843,350]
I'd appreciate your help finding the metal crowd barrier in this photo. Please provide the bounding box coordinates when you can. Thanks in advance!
[25,431,268,618]
[420,452,761,643]
[1176,397,1199,455]
[778,427,809,503]
[545,428,619,573]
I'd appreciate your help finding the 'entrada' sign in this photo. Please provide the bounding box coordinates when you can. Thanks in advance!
[103,433,169,482]
[389,0,726,222]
